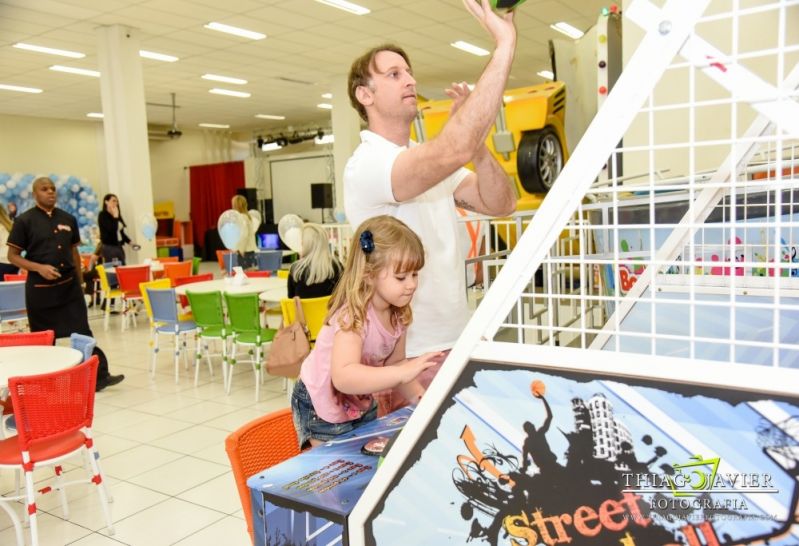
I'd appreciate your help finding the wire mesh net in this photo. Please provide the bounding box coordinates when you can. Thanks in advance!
[488,0,799,369]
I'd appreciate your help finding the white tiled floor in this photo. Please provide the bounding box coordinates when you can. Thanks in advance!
[0,271,289,545]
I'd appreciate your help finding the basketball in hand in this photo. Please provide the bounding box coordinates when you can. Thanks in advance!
[531,380,546,398]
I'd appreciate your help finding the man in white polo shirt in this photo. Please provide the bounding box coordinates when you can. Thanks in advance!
[343,0,518,392]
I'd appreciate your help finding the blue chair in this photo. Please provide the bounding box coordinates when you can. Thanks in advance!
[0,282,27,333]
[69,333,96,361]
[256,251,283,273]
[223,252,240,276]
[146,287,197,383]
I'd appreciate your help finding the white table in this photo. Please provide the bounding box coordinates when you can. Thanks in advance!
[0,346,83,388]
[258,286,288,304]
[174,277,286,296]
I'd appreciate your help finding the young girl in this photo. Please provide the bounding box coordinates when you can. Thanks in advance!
[291,215,442,448]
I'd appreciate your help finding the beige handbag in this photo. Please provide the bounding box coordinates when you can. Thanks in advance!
[266,297,310,378]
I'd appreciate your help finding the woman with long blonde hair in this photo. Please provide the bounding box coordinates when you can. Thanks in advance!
[288,223,342,298]
[230,194,259,269]
[290,215,442,448]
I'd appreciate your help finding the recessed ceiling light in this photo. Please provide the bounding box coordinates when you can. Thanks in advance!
[262,142,283,152]
[255,114,286,120]
[0,83,43,94]
[451,41,490,57]
[198,123,230,129]
[86,112,104,118]
[550,22,584,39]
[13,42,84,58]
[202,74,247,85]
[204,22,266,40]
[139,50,179,62]
[537,70,554,80]
[314,0,370,16]
[209,88,251,98]
[317,103,332,110]
[50,65,100,78]
[321,93,333,99]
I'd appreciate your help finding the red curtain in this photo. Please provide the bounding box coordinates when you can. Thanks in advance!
[189,161,245,253]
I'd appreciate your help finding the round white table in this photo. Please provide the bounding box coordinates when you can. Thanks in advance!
[174,277,286,296]
[0,346,83,388]
[258,286,288,304]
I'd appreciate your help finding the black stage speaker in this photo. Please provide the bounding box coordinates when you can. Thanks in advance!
[236,187,258,210]
[259,199,274,224]
[310,183,333,209]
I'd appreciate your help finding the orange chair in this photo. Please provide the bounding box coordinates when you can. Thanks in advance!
[2,274,26,282]
[0,357,114,546]
[163,261,192,286]
[216,249,234,274]
[225,409,300,545]
[115,264,151,330]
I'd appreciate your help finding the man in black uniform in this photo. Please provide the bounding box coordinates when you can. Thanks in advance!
[7,177,124,391]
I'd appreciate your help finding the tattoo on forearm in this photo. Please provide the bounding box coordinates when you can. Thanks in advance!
[454,198,477,212]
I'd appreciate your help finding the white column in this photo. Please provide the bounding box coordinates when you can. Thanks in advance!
[96,25,155,261]
[330,74,362,220]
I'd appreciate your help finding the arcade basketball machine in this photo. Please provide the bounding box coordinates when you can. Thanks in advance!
[346,1,799,545]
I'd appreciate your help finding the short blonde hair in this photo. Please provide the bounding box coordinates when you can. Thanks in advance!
[327,215,424,332]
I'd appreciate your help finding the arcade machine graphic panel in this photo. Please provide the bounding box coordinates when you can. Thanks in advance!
[361,350,799,546]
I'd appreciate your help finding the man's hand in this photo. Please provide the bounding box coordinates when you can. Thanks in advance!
[38,264,61,280]
[462,0,516,49]
[445,81,471,118]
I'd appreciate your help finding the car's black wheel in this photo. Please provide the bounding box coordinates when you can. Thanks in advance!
[517,127,563,193]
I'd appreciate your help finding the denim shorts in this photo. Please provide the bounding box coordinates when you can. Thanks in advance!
[291,379,377,449]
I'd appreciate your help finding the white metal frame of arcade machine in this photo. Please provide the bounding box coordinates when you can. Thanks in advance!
[350,0,799,545]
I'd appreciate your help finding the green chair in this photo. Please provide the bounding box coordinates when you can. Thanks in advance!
[224,292,276,401]
[186,290,231,388]
[191,256,202,276]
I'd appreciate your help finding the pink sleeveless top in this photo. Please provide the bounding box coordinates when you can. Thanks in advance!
[299,303,404,423]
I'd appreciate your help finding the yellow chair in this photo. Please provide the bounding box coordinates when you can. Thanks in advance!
[95,265,124,331]
[279,296,331,344]
[276,269,289,280]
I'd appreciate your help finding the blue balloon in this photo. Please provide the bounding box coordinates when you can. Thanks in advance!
[219,222,242,250]
[142,224,157,241]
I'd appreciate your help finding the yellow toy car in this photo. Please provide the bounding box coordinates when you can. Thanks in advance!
[412,81,569,211]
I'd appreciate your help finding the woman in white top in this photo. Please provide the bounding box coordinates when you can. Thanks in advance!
[231,194,259,269]
[0,204,18,276]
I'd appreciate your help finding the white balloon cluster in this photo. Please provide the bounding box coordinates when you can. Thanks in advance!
[278,214,303,252]
[0,172,100,246]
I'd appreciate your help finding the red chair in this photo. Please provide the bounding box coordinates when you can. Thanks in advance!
[174,273,213,311]
[0,330,55,348]
[244,270,271,278]
[0,330,55,438]
[3,274,26,282]
[0,356,114,545]
[115,265,151,330]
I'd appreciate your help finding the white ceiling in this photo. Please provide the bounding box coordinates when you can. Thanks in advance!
[0,0,610,134]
